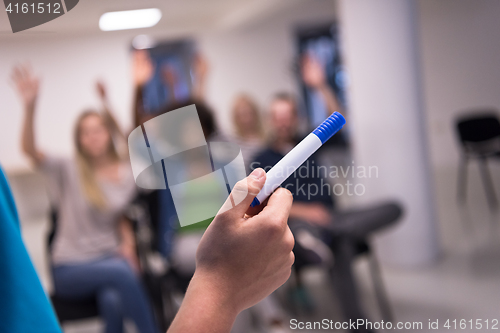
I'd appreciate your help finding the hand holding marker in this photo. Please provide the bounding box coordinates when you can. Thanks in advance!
[250,112,346,207]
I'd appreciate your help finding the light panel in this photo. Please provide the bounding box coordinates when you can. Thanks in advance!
[99,8,162,31]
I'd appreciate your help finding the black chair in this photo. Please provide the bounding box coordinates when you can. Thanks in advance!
[455,112,500,210]
[126,190,193,331]
[290,238,393,321]
[289,202,402,330]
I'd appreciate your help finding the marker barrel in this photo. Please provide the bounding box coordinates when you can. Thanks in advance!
[250,112,346,207]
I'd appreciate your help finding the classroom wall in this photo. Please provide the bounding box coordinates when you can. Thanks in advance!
[418,0,500,168]
[417,0,500,252]
[0,34,134,172]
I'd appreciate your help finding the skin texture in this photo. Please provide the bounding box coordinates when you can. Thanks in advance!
[167,168,295,333]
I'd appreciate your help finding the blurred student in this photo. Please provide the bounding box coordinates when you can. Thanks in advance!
[231,94,266,170]
[12,65,158,333]
[132,49,209,127]
[252,94,402,333]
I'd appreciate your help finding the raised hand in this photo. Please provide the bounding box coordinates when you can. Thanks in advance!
[301,54,342,114]
[192,53,209,100]
[96,80,107,102]
[132,50,154,87]
[301,54,326,89]
[11,64,40,108]
[193,53,209,81]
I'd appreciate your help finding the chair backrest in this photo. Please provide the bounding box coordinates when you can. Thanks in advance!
[456,112,500,144]
[46,208,59,256]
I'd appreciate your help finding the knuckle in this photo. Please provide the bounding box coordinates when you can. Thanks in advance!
[280,267,292,284]
[232,179,249,194]
[284,232,295,252]
[288,252,295,266]
[266,220,283,238]
[233,178,260,197]
[276,187,293,200]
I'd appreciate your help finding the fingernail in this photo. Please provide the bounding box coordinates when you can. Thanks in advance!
[250,168,265,180]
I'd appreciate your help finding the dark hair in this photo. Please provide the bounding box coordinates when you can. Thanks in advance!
[159,98,217,139]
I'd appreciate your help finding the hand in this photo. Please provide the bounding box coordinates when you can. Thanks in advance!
[301,55,326,89]
[194,168,295,313]
[161,65,178,87]
[96,80,107,102]
[118,242,141,273]
[193,53,209,80]
[290,203,332,226]
[132,50,154,86]
[11,64,40,108]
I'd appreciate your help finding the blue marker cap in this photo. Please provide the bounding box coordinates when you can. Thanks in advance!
[249,111,345,208]
[250,197,260,207]
[312,112,346,144]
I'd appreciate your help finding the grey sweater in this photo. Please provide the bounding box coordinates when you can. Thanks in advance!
[41,156,136,265]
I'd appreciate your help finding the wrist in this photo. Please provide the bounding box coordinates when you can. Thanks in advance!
[183,271,240,328]
[24,100,36,112]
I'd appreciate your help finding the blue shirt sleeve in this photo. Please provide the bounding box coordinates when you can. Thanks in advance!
[0,166,62,333]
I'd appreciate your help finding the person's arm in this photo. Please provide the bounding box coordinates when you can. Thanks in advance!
[131,50,154,127]
[118,217,140,273]
[167,168,295,333]
[301,55,342,115]
[192,54,209,102]
[96,80,126,142]
[161,65,179,104]
[12,65,44,166]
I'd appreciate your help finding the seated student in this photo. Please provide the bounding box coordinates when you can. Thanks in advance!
[251,93,402,333]
[12,65,158,333]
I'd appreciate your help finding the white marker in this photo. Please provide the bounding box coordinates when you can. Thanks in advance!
[250,112,346,207]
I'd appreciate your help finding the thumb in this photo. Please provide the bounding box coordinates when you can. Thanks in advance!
[217,168,266,218]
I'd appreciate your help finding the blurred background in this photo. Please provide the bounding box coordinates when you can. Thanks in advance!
[1,0,500,332]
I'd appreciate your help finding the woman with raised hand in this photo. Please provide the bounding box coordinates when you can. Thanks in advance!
[12,64,158,333]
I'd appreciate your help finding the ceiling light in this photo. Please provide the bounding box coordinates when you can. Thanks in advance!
[99,8,162,31]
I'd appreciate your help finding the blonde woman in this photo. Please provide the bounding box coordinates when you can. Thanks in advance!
[13,65,158,333]
[231,94,266,169]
